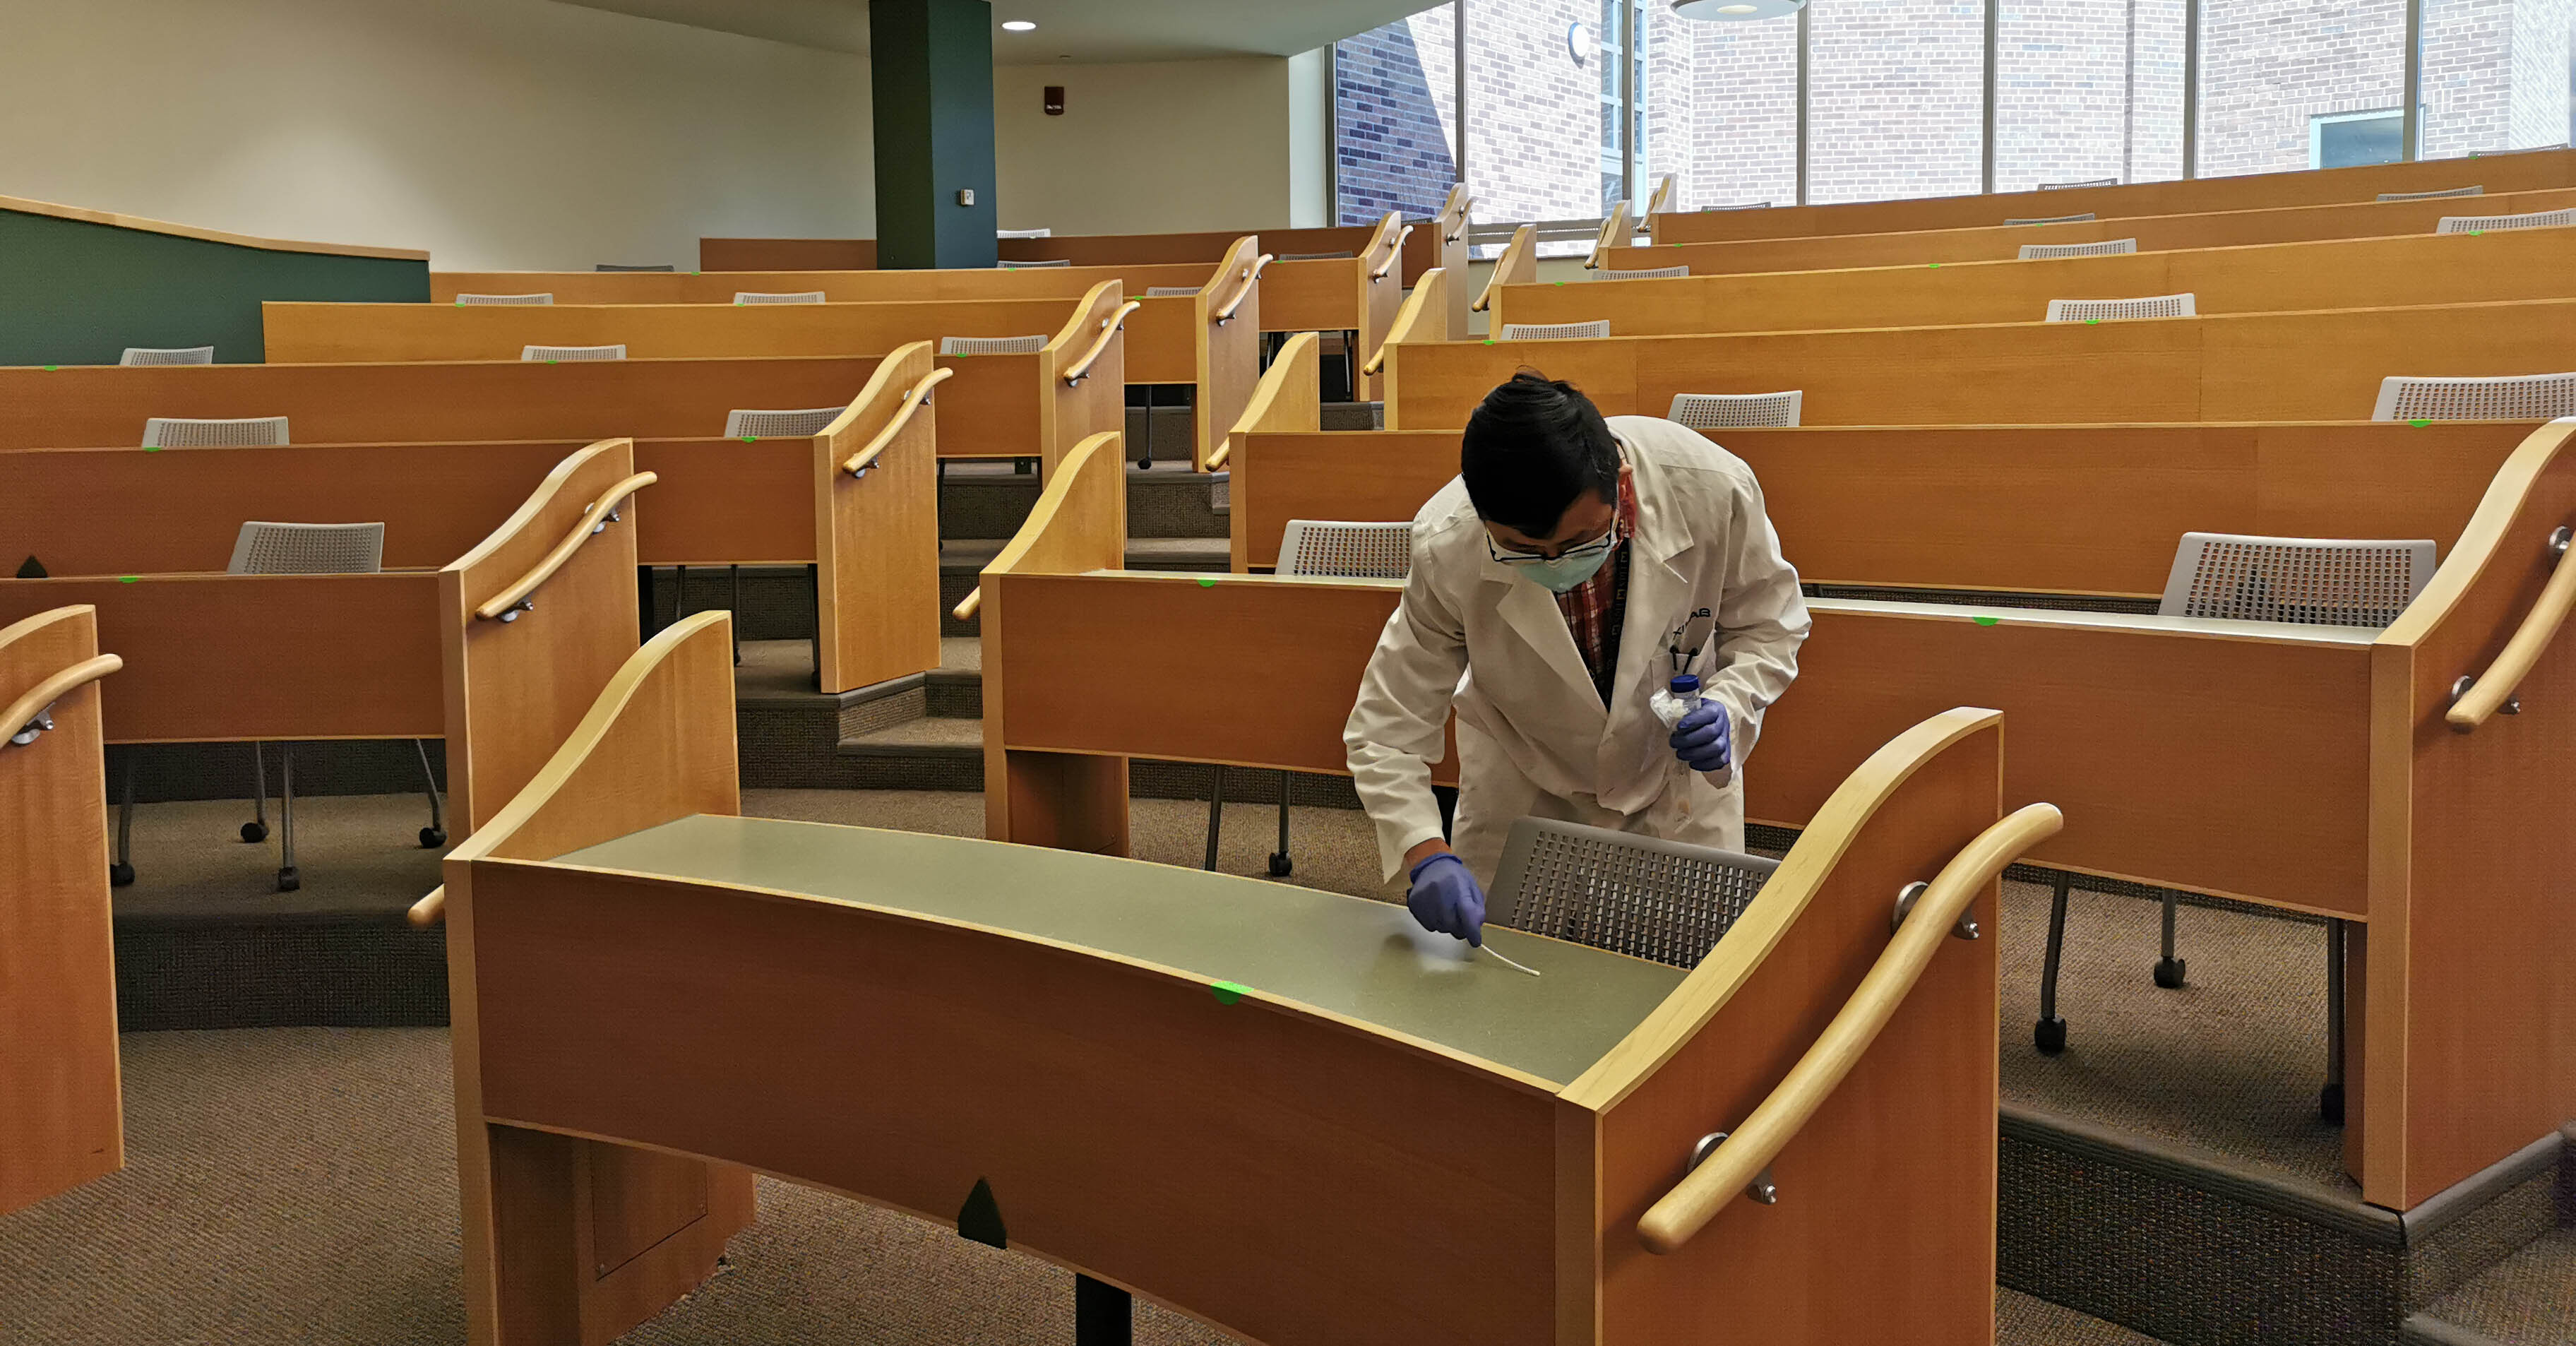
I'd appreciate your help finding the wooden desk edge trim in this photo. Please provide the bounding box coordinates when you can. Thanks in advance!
[2,193,430,261]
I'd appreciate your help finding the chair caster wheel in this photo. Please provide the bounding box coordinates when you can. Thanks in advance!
[419,828,448,849]
[1267,853,1292,878]
[276,867,301,893]
[2318,1083,2344,1126]
[1135,458,1152,471]
[2034,1018,2068,1055]
[2153,957,2188,989]
[110,862,136,888]
[241,821,269,843]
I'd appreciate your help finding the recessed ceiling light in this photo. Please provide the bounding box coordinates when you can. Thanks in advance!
[1673,0,1805,18]
[1001,19,1036,31]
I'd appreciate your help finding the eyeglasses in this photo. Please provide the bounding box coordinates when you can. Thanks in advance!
[1488,520,1619,566]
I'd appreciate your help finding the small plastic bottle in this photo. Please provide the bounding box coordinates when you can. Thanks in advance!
[1649,672,1703,730]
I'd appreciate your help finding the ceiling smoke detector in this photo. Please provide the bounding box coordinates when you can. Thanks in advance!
[1674,0,1806,18]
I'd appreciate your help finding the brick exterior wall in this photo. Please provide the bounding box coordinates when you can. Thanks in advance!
[1336,0,2572,219]
[1335,9,1461,224]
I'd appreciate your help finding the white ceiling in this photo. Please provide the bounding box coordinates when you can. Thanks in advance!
[557,0,1441,63]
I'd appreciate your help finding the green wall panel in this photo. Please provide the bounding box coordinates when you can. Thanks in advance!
[0,208,429,367]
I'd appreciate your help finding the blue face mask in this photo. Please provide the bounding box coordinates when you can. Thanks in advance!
[1519,544,1614,593]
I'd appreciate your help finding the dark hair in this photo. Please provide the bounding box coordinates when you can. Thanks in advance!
[1459,371,1621,537]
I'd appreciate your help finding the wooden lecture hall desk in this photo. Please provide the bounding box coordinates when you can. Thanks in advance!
[433,238,1263,472]
[1492,221,2576,337]
[1640,146,2576,244]
[446,609,2049,1345]
[0,604,123,1217]
[979,426,2576,1214]
[261,283,1131,475]
[1602,184,2576,278]
[3,345,945,698]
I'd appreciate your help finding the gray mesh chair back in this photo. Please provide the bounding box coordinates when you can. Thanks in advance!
[1597,265,1691,281]
[454,293,553,305]
[724,407,847,439]
[940,335,1049,355]
[2435,208,2576,234]
[2372,371,2576,421]
[596,263,674,272]
[1488,817,1779,968]
[1145,286,1203,297]
[997,227,1053,239]
[121,346,214,365]
[1275,251,1358,261]
[1500,319,1611,340]
[734,291,825,304]
[2158,532,2435,629]
[997,258,1073,269]
[1669,391,1802,429]
[2041,177,2118,190]
[2046,293,2197,322]
[522,344,626,362]
[2020,238,2138,260]
[142,416,288,448]
[2380,184,2482,201]
[2006,212,2097,225]
[227,521,386,576]
[1277,520,1412,579]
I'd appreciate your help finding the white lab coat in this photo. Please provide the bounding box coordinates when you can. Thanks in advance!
[1344,415,1811,885]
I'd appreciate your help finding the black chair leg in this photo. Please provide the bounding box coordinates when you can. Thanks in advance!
[2036,870,2072,1053]
[275,744,300,892]
[1267,769,1293,877]
[638,564,656,639]
[415,739,447,848]
[673,564,688,628]
[808,562,823,692]
[2321,918,2347,1125]
[729,564,743,665]
[109,748,137,887]
[242,741,270,842]
[1137,385,1157,470]
[2153,887,2188,988]
[1203,765,1227,871]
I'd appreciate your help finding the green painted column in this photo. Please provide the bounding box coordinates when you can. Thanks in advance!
[870,0,998,270]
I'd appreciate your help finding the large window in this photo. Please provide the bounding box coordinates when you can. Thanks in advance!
[1993,0,2188,192]
[1639,1,1797,210]
[1332,0,2576,220]
[1806,0,1986,205]
[2419,0,2576,160]
[2198,1,2408,178]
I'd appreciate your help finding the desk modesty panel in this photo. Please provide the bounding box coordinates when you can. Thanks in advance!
[556,815,1684,1087]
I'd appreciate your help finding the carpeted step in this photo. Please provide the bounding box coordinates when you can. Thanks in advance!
[1122,404,1197,462]
[934,460,1229,540]
[1320,400,1384,431]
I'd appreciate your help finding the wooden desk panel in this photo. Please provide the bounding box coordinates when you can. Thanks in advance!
[0,576,444,742]
[0,607,122,1215]
[262,298,1083,365]
[1754,604,2375,915]
[0,357,877,451]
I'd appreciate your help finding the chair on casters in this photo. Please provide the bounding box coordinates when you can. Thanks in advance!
[1487,816,1779,968]
[225,521,446,893]
[1202,521,1415,879]
[121,346,215,365]
[2033,532,2436,1125]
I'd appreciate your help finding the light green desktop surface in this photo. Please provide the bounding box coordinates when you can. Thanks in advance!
[554,814,1689,1087]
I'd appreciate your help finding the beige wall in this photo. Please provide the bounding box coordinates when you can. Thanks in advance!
[0,0,874,270]
[995,56,1330,237]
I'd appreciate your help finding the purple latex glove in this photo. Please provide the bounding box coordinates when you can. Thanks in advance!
[1406,852,1486,947]
[1669,701,1732,773]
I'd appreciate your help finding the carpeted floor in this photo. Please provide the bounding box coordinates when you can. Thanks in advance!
[0,1026,2164,1346]
[2422,1229,2576,1345]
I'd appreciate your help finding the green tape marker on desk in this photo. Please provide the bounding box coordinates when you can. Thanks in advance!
[1972,616,2000,626]
[42,365,58,371]
[2409,419,2432,428]
[1197,578,1217,588]
[119,576,140,584]
[1210,979,1250,1004]
[740,434,758,442]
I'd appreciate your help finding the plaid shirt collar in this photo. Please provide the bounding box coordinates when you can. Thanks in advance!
[1554,472,1640,690]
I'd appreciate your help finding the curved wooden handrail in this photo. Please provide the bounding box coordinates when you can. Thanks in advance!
[1205,441,1232,471]
[1213,254,1272,324]
[1368,225,1415,282]
[3,653,122,748]
[1472,225,1535,314]
[1062,301,1142,386]
[2449,524,2576,729]
[1444,196,1476,243]
[1364,268,1448,378]
[842,367,953,477]
[1647,173,1676,216]
[1635,801,2065,1256]
[473,472,657,621]
[410,886,446,927]
[952,590,984,621]
[1585,201,1631,270]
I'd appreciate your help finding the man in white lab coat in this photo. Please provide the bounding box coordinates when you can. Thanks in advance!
[1343,373,1810,946]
